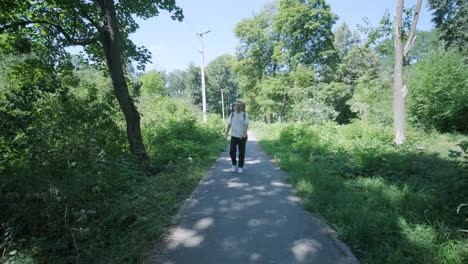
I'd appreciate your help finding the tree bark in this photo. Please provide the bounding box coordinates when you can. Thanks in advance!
[99,0,148,160]
[393,0,422,145]
[404,0,423,57]
[393,0,406,145]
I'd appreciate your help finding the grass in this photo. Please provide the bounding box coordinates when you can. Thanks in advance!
[251,121,467,264]
[95,139,226,263]
[1,123,226,263]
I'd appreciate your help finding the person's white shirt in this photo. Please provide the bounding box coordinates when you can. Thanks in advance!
[228,111,249,138]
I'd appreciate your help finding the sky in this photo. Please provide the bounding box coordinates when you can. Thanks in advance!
[127,0,435,73]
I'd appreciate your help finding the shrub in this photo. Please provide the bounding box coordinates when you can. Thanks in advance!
[279,123,323,160]
[140,97,224,165]
[347,74,393,126]
[0,87,131,262]
[408,49,468,133]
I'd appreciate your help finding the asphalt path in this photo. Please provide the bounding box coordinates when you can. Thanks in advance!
[144,133,359,264]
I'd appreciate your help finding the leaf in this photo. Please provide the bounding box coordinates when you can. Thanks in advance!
[457,141,468,153]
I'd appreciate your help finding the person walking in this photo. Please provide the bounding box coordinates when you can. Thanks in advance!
[224,101,249,173]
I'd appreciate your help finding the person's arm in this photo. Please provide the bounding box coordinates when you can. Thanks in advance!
[242,124,248,139]
[242,113,249,138]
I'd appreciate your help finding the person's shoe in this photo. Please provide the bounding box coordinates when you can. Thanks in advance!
[238,167,243,174]
[231,165,237,173]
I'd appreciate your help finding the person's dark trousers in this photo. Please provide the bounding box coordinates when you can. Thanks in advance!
[230,136,247,168]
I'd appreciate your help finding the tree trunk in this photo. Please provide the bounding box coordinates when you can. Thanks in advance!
[393,0,422,145]
[99,0,148,160]
[393,0,406,145]
[278,94,287,123]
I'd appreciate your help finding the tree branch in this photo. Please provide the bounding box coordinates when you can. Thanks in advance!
[403,0,423,57]
[0,20,97,46]
[72,0,103,33]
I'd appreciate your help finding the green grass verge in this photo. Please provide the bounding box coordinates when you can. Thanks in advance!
[251,121,467,264]
[1,135,226,264]
[96,138,226,263]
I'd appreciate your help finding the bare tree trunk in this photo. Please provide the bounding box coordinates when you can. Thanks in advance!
[404,0,422,57]
[278,94,287,123]
[99,0,148,160]
[393,0,422,145]
[393,0,405,145]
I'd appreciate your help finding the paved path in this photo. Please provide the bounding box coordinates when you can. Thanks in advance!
[144,134,359,264]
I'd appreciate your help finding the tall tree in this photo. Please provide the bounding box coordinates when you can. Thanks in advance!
[234,1,279,118]
[139,70,166,96]
[206,54,240,116]
[428,0,467,53]
[274,0,338,121]
[338,45,381,84]
[0,0,183,160]
[274,0,338,72]
[333,22,360,59]
[165,69,188,98]
[185,63,203,107]
[393,0,422,145]
[234,0,339,121]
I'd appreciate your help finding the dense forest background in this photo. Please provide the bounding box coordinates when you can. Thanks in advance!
[0,0,466,263]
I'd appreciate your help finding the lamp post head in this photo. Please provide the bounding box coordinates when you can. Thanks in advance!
[197,29,212,36]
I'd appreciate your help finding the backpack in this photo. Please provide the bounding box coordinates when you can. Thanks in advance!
[229,111,246,123]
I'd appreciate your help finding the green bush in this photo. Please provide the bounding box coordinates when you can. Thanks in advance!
[279,123,323,160]
[145,118,202,163]
[0,71,132,258]
[140,97,224,165]
[408,49,468,133]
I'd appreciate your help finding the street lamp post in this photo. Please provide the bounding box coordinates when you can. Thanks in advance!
[221,89,225,123]
[197,30,211,122]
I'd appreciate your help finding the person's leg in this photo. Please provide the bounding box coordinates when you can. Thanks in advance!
[229,137,238,166]
[238,137,247,168]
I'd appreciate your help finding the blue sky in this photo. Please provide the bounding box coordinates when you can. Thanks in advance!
[128,0,434,73]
